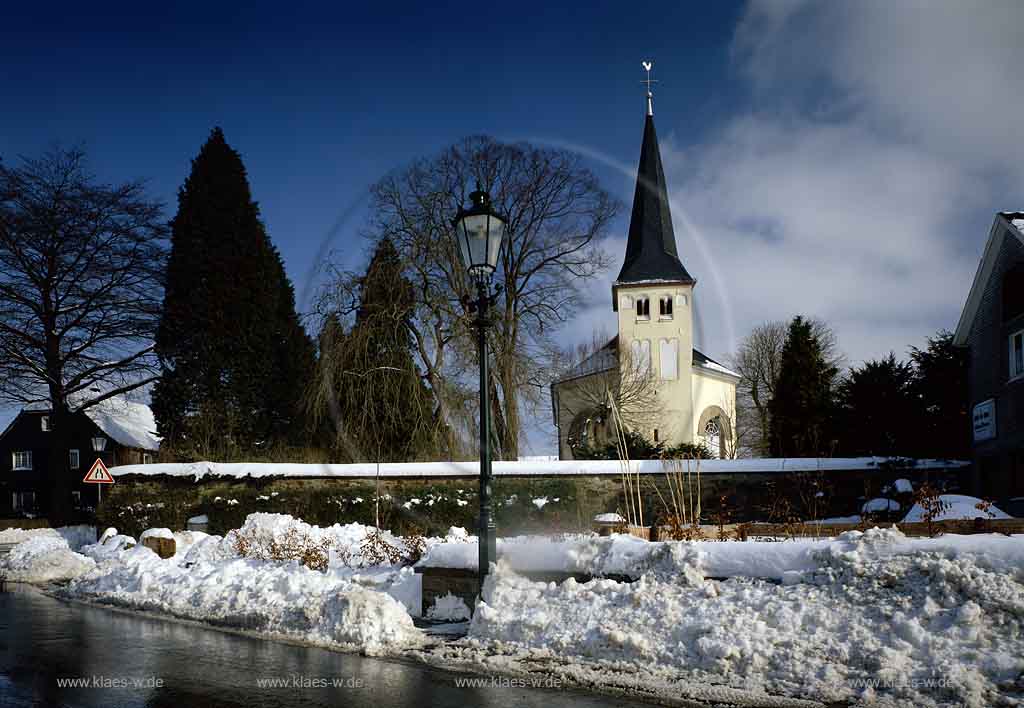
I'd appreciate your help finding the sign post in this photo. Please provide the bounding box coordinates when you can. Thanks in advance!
[83,458,115,506]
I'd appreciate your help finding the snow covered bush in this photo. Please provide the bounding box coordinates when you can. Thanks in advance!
[231,523,335,571]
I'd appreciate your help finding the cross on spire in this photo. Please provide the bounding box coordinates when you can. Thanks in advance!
[641,60,657,115]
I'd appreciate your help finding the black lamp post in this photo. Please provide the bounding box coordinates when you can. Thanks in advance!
[453,186,507,590]
[91,435,107,507]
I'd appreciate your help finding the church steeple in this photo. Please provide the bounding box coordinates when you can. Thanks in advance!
[614,65,694,299]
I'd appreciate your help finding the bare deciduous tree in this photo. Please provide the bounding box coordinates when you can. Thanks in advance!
[365,136,620,459]
[0,148,167,522]
[731,319,843,457]
[550,333,662,453]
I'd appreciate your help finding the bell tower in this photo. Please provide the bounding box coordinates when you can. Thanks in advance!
[612,62,697,445]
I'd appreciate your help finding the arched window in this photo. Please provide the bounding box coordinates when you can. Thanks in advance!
[703,418,721,459]
[636,297,650,319]
[659,296,673,318]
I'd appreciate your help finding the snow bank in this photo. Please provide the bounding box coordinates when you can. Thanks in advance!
[903,494,1010,523]
[1,535,96,582]
[467,528,1024,707]
[57,513,427,654]
[0,525,95,551]
[64,549,421,654]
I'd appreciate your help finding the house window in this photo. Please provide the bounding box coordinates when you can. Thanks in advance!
[12,491,36,512]
[69,449,80,470]
[143,453,153,465]
[40,416,50,432]
[1011,330,1024,380]
[71,490,81,507]
[12,451,32,471]
[653,428,659,442]
[636,297,650,319]
[659,296,673,318]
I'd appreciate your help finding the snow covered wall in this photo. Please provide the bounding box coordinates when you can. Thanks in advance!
[111,456,968,481]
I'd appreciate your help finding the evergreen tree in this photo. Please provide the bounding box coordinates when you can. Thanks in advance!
[836,353,916,456]
[153,128,313,456]
[909,331,970,460]
[312,238,438,461]
[769,316,839,457]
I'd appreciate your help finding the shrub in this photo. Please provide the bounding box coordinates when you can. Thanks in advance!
[231,526,334,572]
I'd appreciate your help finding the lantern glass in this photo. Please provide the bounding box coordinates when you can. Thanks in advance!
[92,436,107,453]
[454,190,506,279]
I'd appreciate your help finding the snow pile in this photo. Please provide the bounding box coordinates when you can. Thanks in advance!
[64,544,422,655]
[467,528,1024,707]
[81,534,137,562]
[0,527,60,545]
[903,494,1010,523]
[426,592,472,621]
[0,525,95,550]
[139,527,174,541]
[1,535,96,582]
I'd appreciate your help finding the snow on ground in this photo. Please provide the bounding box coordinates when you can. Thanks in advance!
[54,514,428,655]
[0,535,96,582]
[0,525,95,550]
[458,528,1024,707]
[903,494,1011,523]
[862,497,900,514]
[5,514,1023,705]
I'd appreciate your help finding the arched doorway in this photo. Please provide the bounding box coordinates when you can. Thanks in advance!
[703,418,721,458]
[697,406,732,459]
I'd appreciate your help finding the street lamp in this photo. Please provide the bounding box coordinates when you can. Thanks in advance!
[453,186,507,591]
[91,435,108,507]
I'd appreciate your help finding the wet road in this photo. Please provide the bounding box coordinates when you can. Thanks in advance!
[0,585,635,708]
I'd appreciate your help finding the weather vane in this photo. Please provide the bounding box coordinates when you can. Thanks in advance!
[641,60,657,115]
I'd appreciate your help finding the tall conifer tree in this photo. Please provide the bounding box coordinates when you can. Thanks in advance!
[769,316,839,457]
[153,128,313,456]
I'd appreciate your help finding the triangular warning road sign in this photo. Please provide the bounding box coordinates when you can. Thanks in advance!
[83,458,115,484]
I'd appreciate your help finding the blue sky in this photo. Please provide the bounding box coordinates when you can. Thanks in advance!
[3,1,1023,453]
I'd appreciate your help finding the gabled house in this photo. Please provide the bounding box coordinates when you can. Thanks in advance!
[954,211,1024,499]
[0,399,160,517]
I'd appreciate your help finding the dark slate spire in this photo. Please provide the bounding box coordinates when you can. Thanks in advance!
[614,106,695,288]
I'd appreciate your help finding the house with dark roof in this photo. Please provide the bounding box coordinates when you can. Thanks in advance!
[551,85,739,459]
[0,399,160,517]
[954,212,1024,500]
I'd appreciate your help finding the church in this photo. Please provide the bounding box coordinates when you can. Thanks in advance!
[552,84,739,460]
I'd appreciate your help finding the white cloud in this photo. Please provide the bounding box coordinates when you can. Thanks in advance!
[656,1,1024,365]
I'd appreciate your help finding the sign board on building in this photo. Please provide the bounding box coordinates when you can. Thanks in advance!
[972,399,997,442]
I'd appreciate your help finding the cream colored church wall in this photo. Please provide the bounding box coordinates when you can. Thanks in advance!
[616,282,695,446]
[691,368,738,456]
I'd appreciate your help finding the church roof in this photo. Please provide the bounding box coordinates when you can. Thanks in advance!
[551,336,739,386]
[615,110,695,289]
